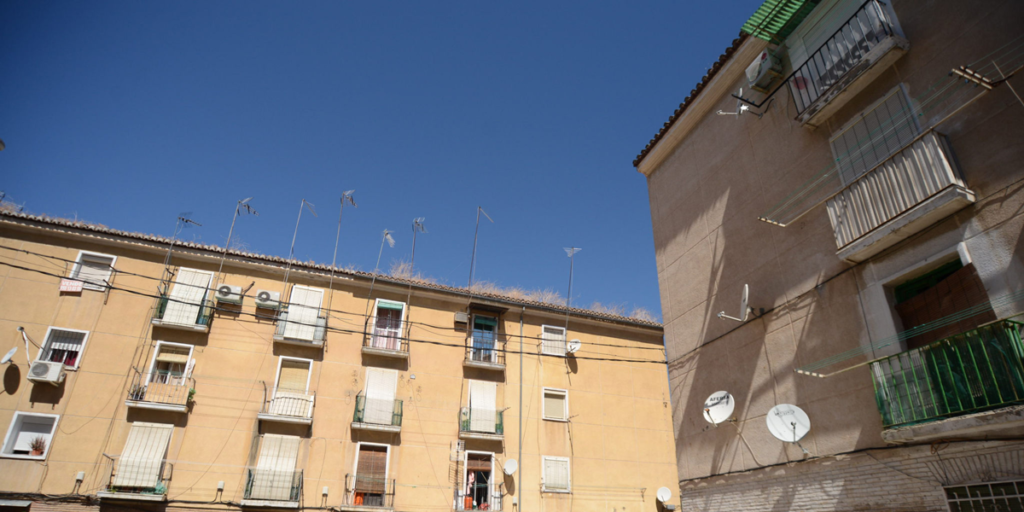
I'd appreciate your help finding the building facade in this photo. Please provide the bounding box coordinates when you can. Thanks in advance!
[0,211,678,512]
[636,0,1024,510]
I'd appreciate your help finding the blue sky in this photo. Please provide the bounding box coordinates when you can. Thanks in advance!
[1,1,761,319]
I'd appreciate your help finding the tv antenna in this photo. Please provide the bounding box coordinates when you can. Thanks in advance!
[563,247,582,332]
[327,191,357,311]
[217,197,259,276]
[363,229,396,321]
[282,199,317,292]
[718,284,753,322]
[766,404,811,454]
[467,207,493,289]
[702,391,736,425]
[410,217,427,274]
[717,88,764,119]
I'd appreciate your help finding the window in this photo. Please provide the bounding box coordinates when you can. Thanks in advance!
[463,452,496,510]
[268,357,314,417]
[946,481,1024,511]
[830,85,920,185]
[542,456,570,493]
[469,315,498,363]
[71,251,116,291]
[40,327,89,369]
[1,412,59,459]
[362,368,398,425]
[541,325,567,356]
[113,422,173,489]
[147,342,193,385]
[161,267,213,326]
[282,285,324,341]
[249,434,301,501]
[354,443,389,506]
[542,388,568,421]
[371,299,405,350]
[466,380,498,433]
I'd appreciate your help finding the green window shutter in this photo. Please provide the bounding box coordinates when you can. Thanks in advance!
[377,300,405,311]
[474,315,497,328]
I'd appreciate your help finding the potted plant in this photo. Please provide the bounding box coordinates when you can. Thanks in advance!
[29,436,46,456]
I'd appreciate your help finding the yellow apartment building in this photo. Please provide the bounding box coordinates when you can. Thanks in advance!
[0,211,678,512]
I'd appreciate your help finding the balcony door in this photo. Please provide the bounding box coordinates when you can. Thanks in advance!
[468,380,497,433]
[250,434,300,501]
[893,261,994,350]
[371,299,406,350]
[271,357,313,417]
[462,452,497,510]
[163,268,212,326]
[471,315,497,363]
[113,422,173,489]
[283,285,323,341]
[354,443,389,506]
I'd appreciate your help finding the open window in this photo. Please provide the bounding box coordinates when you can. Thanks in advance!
[469,315,498,363]
[461,452,497,511]
[147,342,194,386]
[370,299,406,350]
[353,443,390,506]
[1,412,59,460]
[71,251,116,291]
[40,327,89,369]
[542,388,568,421]
[542,456,571,493]
[541,325,567,356]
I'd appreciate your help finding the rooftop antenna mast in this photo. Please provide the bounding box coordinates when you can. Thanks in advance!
[217,197,259,278]
[405,218,427,328]
[364,229,396,320]
[282,199,317,294]
[467,206,494,289]
[563,247,582,331]
[162,213,201,287]
[327,191,357,312]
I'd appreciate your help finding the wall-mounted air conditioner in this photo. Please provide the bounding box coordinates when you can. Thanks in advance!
[255,290,281,310]
[27,360,66,386]
[215,284,243,305]
[454,312,469,324]
[746,50,782,93]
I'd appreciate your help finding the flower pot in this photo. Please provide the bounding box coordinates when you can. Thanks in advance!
[30,449,43,456]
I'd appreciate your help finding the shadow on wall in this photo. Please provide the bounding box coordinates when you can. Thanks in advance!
[3,364,19,394]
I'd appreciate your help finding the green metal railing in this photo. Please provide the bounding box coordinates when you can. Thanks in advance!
[871,320,1024,428]
[352,394,403,427]
[153,295,215,327]
[459,407,504,435]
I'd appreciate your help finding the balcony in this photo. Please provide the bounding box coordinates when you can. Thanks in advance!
[788,0,909,127]
[351,394,403,433]
[464,337,505,371]
[362,327,409,359]
[340,473,395,512]
[125,369,194,413]
[454,484,504,511]
[459,407,504,441]
[871,320,1024,439]
[151,295,214,333]
[826,131,974,262]
[241,468,303,509]
[258,383,315,425]
[273,311,328,348]
[97,456,172,502]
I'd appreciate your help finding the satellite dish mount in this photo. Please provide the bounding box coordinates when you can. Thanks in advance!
[718,284,755,322]
[716,88,765,119]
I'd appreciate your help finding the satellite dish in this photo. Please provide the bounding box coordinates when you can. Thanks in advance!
[702,391,735,424]
[766,404,811,443]
[503,459,518,476]
[1,347,16,364]
[717,284,751,322]
[566,339,582,354]
[656,487,672,503]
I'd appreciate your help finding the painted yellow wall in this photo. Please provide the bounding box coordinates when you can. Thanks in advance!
[0,218,677,512]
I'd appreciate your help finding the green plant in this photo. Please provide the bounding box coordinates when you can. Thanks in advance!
[29,436,46,454]
[187,388,196,402]
[154,483,167,495]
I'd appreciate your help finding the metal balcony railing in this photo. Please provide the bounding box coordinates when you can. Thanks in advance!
[364,324,409,354]
[153,295,214,328]
[260,382,315,421]
[353,394,403,427]
[871,320,1024,428]
[788,0,897,116]
[102,455,173,497]
[127,369,195,408]
[274,311,327,345]
[465,336,505,367]
[344,473,395,508]
[459,407,504,435]
[244,468,303,502]
[455,483,504,511]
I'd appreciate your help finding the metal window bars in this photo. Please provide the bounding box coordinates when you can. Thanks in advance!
[260,381,315,420]
[455,481,504,511]
[244,468,303,502]
[273,310,328,344]
[127,368,195,407]
[870,320,1024,428]
[353,393,403,427]
[459,407,504,435]
[344,473,395,508]
[466,333,505,366]
[364,314,408,354]
[102,454,173,497]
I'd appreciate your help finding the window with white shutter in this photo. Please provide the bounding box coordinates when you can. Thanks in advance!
[468,380,497,433]
[71,251,116,291]
[162,268,213,326]
[363,368,398,425]
[542,388,568,421]
[542,456,571,493]
[283,285,324,341]
[113,422,173,488]
[1,412,59,459]
[541,325,567,356]
[40,327,89,369]
[270,358,314,418]
[249,434,301,501]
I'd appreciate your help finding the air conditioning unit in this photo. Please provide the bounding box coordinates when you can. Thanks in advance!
[27,360,66,386]
[215,284,243,305]
[454,312,469,324]
[745,50,782,93]
[255,289,281,310]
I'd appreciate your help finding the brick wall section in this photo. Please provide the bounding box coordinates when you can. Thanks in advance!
[680,441,1024,512]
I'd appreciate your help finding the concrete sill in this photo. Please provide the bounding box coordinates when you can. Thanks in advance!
[882,404,1024,443]
[351,422,401,433]
[459,431,503,442]
[361,346,409,359]
[125,400,188,414]
[258,413,313,425]
[337,505,393,512]
[463,360,505,372]
[97,492,166,502]
[151,318,210,333]
[272,336,324,348]
[241,499,300,509]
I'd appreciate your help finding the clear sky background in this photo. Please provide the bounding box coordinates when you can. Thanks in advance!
[1,1,761,320]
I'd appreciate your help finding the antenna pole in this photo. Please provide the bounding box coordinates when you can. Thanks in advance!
[564,248,581,331]
[282,199,307,293]
[217,202,241,278]
[364,230,390,321]
[327,199,345,312]
[468,207,481,289]
[411,224,419,274]
[161,217,185,288]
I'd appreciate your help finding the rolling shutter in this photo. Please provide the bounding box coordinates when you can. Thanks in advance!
[544,390,567,420]
[43,329,86,363]
[75,254,113,290]
[112,422,173,488]
[271,360,312,417]
[249,435,300,501]
[544,458,570,491]
[163,268,211,325]
[355,445,388,493]
[155,345,190,364]
[277,360,310,392]
[363,368,398,425]
[468,380,496,433]
[283,286,323,341]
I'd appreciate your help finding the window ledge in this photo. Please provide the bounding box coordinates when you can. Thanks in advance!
[97,491,167,502]
[361,346,409,359]
[542,418,569,423]
[241,499,300,509]
[542,489,572,494]
[458,431,503,441]
[272,336,324,348]
[125,400,189,413]
[0,454,46,461]
[351,422,401,433]
[881,404,1024,443]
[257,413,313,425]
[462,359,505,371]
[151,318,210,333]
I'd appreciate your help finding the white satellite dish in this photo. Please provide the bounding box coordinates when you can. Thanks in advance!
[717,284,751,322]
[1,347,16,365]
[657,487,672,503]
[702,391,735,425]
[503,459,518,476]
[766,404,811,443]
[566,339,582,354]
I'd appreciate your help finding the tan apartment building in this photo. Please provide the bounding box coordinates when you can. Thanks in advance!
[0,210,679,512]
[635,0,1024,510]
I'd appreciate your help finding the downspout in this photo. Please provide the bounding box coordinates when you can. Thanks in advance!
[518,305,524,511]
